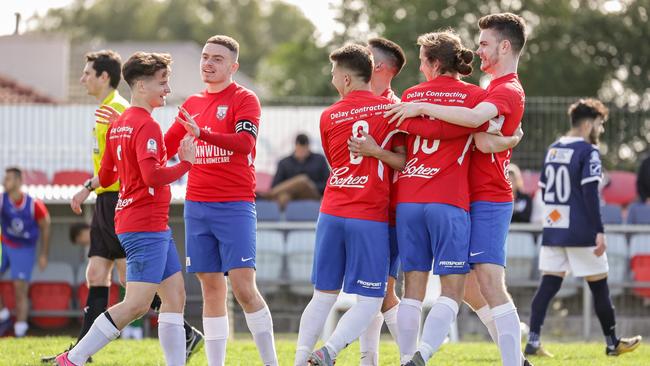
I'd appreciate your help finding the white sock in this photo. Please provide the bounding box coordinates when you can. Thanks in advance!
[69,312,120,365]
[383,303,399,343]
[324,295,383,359]
[204,316,229,366]
[0,307,9,321]
[492,302,522,366]
[359,311,382,366]
[158,312,186,366]
[245,305,278,366]
[397,298,422,364]
[418,296,459,361]
[476,305,499,345]
[295,290,337,366]
[14,321,28,337]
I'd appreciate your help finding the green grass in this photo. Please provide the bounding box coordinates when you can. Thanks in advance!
[1,335,647,365]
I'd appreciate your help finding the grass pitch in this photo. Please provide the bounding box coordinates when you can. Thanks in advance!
[2,335,647,365]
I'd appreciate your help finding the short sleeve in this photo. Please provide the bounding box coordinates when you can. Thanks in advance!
[581,147,602,185]
[234,91,261,127]
[483,84,513,116]
[34,200,49,221]
[135,121,165,163]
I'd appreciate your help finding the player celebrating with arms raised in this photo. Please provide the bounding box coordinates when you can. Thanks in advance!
[57,52,194,366]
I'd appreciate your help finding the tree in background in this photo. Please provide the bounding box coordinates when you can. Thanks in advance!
[30,0,335,98]
[334,0,649,103]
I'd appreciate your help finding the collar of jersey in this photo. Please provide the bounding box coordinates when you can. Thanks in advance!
[101,89,117,106]
[558,136,584,144]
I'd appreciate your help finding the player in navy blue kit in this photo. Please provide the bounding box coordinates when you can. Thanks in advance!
[525,99,642,358]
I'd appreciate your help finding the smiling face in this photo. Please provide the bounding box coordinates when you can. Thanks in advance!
[330,62,349,96]
[137,68,171,109]
[200,43,238,85]
[476,28,501,74]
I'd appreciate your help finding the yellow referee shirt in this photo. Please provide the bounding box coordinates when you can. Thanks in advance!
[93,89,129,194]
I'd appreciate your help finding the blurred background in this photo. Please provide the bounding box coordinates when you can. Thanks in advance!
[0,0,649,342]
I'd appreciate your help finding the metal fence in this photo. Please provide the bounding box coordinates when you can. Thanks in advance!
[1,97,648,178]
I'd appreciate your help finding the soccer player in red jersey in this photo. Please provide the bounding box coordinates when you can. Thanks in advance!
[387,14,529,366]
[57,52,195,366]
[166,35,277,366]
[353,37,406,366]
[293,44,398,366]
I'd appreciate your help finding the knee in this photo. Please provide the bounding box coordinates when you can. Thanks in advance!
[86,267,110,287]
[232,285,259,307]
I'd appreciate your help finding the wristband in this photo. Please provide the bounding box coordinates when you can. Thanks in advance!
[83,179,95,192]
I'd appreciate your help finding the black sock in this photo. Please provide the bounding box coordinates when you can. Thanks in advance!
[104,310,118,329]
[77,286,109,342]
[184,320,193,340]
[588,277,618,348]
[529,275,564,340]
[150,294,162,312]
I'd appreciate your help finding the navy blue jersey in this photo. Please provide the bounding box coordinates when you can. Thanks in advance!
[1,192,40,248]
[540,137,603,247]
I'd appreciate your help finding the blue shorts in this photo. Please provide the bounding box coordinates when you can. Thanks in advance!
[469,201,513,267]
[117,229,181,284]
[397,203,471,275]
[0,243,37,281]
[389,226,400,279]
[184,200,256,274]
[312,213,389,297]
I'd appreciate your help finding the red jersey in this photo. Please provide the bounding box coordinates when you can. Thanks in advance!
[381,88,402,226]
[165,82,261,202]
[469,73,525,202]
[397,76,488,210]
[320,90,394,222]
[101,107,172,234]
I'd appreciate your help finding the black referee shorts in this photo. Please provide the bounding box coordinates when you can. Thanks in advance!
[88,191,126,259]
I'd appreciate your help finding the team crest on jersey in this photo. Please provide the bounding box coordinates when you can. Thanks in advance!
[147,138,157,153]
[216,105,228,120]
[545,148,574,164]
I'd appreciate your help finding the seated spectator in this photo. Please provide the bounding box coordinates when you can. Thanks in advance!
[265,134,330,210]
[69,222,91,259]
[638,153,650,203]
[508,163,532,222]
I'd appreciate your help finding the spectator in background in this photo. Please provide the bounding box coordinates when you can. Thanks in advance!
[637,153,650,203]
[0,167,51,337]
[266,133,330,210]
[508,163,532,222]
[70,222,91,258]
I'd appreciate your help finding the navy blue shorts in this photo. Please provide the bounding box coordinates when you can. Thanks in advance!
[397,202,471,275]
[311,213,390,297]
[184,200,256,274]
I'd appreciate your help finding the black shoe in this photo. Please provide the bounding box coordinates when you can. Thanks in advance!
[524,342,554,357]
[185,325,205,362]
[523,357,534,366]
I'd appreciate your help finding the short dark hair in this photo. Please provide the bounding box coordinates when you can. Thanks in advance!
[296,134,309,146]
[206,35,240,60]
[122,52,172,87]
[5,167,22,180]
[478,12,527,54]
[368,37,406,76]
[85,50,122,89]
[69,222,90,243]
[418,30,474,76]
[329,44,373,83]
[568,98,609,127]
